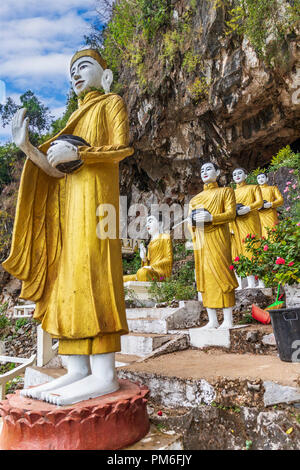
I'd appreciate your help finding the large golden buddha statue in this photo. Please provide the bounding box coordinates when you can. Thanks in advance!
[188,162,238,329]
[124,215,173,283]
[230,167,263,289]
[257,173,283,237]
[3,49,134,405]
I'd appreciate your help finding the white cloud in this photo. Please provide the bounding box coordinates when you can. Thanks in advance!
[0,2,102,143]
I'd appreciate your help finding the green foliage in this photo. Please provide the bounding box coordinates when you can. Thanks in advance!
[149,242,196,303]
[188,76,211,101]
[182,50,203,73]
[0,143,24,190]
[0,90,53,146]
[218,0,300,65]
[123,251,142,275]
[101,0,171,87]
[149,277,196,303]
[0,304,10,329]
[15,318,29,330]
[268,145,300,173]
[232,218,300,287]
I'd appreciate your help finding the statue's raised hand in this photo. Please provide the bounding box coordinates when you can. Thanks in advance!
[12,108,30,151]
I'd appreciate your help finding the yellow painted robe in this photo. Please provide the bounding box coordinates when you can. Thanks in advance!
[124,233,173,282]
[3,91,134,355]
[258,184,283,238]
[189,182,238,309]
[230,182,263,259]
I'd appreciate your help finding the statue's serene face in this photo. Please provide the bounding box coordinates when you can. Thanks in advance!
[257,173,268,185]
[70,57,103,96]
[146,216,160,236]
[201,163,219,183]
[233,168,247,184]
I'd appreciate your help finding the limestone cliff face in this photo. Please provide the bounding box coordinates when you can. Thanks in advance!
[118,0,300,209]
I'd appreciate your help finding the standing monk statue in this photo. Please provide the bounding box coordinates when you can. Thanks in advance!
[257,172,283,238]
[2,49,134,406]
[229,167,263,289]
[188,162,238,329]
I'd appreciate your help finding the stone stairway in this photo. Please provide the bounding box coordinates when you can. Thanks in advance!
[115,301,202,366]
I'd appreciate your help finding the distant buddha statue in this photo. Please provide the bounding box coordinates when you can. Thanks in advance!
[229,167,263,289]
[123,215,173,283]
[257,173,283,238]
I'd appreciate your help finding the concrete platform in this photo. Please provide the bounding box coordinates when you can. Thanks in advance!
[118,349,300,408]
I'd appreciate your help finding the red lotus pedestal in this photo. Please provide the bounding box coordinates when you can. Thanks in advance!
[0,379,149,450]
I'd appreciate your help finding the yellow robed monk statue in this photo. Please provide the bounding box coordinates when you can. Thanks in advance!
[229,167,263,289]
[2,49,134,406]
[123,215,173,283]
[188,162,238,330]
[257,172,283,238]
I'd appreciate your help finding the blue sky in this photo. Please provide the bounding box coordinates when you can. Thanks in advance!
[0,0,104,143]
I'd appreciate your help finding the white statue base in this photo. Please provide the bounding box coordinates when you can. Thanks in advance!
[189,325,249,349]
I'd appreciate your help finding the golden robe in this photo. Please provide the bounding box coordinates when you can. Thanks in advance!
[189,182,238,309]
[230,182,263,259]
[258,184,283,238]
[123,233,173,282]
[3,91,134,355]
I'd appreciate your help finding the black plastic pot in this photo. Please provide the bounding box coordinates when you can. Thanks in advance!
[267,307,300,362]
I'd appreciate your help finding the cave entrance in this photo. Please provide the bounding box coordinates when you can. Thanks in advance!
[290,138,300,153]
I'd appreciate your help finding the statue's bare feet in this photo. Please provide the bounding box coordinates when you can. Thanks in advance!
[20,355,91,400]
[201,320,219,329]
[41,374,119,406]
[218,321,233,329]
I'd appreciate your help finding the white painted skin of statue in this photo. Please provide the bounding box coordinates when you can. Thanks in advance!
[257,173,272,209]
[191,162,235,329]
[141,215,162,270]
[20,57,120,406]
[232,168,256,290]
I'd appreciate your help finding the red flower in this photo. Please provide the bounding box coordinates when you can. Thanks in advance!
[246,234,250,238]
[255,275,259,281]
[275,258,285,265]
[251,235,255,239]
[234,256,240,262]
[263,245,269,251]
[229,265,234,270]
[157,411,163,416]
[288,261,294,266]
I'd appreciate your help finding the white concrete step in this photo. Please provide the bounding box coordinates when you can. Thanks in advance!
[126,301,202,334]
[121,333,173,356]
[126,307,176,319]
